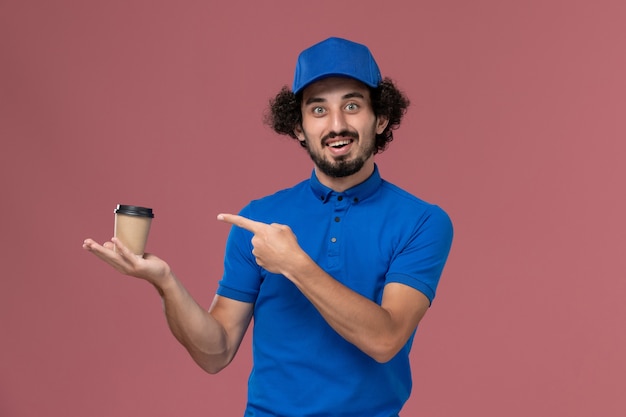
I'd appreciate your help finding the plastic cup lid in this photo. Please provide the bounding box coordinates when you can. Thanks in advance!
[114,204,155,218]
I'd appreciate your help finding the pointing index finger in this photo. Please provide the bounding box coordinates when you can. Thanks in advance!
[217,213,265,234]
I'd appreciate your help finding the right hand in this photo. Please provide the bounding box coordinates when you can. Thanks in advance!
[82,237,171,288]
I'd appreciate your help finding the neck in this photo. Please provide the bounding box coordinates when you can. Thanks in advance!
[315,159,375,192]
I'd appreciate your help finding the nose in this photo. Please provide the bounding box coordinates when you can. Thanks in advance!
[329,109,349,133]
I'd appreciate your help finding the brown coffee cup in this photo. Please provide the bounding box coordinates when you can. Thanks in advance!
[114,205,154,256]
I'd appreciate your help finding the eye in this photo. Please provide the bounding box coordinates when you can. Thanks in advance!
[345,102,359,111]
[312,106,325,115]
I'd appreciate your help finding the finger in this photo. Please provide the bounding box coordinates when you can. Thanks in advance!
[83,238,96,251]
[111,237,142,260]
[84,238,122,264]
[83,238,109,253]
[217,213,266,234]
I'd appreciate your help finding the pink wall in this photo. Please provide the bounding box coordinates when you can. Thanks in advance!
[1,1,625,416]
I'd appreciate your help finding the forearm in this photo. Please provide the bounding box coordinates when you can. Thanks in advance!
[156,274,231,373]
[283,255,408,363]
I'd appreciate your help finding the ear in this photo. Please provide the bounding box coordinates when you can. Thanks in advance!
[294,124,306,142]
[375,116,389,135]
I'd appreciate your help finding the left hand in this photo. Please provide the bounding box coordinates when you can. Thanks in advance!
[217,213,304,275]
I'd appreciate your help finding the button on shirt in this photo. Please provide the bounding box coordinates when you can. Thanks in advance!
[218,165,453,417]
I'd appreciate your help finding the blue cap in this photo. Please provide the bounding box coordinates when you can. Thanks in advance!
[292,37,382,94]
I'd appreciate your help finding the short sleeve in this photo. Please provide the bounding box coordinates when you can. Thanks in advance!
[216,205,263,303]
[385,205,453,304]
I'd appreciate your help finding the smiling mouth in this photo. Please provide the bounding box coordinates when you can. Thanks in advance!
[326,139,354,149]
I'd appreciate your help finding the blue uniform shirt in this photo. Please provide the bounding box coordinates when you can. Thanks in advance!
[217,165,453,417]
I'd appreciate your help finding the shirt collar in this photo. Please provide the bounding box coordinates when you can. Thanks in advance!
[309,164,383,204]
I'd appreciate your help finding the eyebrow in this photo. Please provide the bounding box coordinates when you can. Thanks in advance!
[304,91,366,106]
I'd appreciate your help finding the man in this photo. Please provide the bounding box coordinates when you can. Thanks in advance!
[83,37,453,416]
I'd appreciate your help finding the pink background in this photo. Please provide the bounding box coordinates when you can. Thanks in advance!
[1,1,625,416]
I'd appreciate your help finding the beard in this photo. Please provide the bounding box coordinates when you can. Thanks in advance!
[303,130,377,178]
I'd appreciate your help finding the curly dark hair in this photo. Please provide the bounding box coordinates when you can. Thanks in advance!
[264,78,410,154]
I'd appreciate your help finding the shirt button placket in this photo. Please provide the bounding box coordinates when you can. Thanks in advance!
[327,194,347,268]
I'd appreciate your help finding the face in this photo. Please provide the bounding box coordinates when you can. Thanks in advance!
[295,77,388,180]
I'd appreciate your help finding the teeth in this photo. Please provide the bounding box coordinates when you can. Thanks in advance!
[328,140,351,148]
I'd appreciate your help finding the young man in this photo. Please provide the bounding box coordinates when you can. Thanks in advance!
[84,37,453,416]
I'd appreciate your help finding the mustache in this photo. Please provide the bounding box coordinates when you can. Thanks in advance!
[322,130,359,143]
